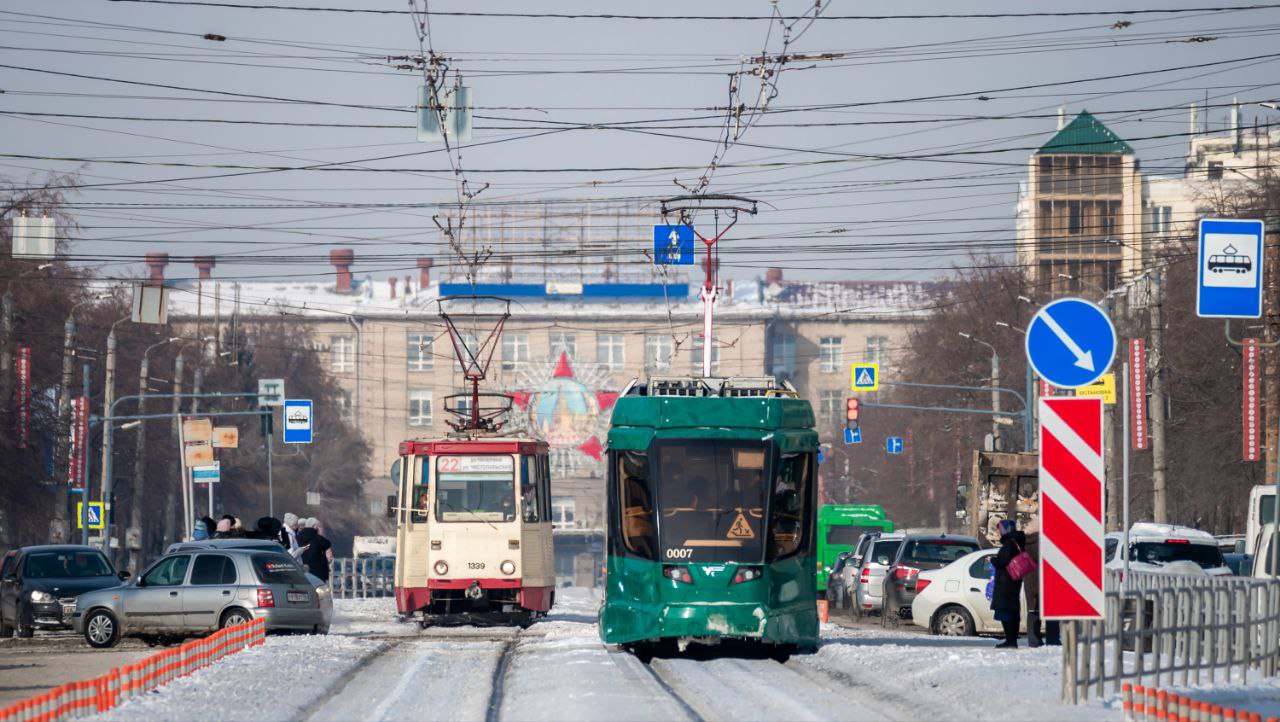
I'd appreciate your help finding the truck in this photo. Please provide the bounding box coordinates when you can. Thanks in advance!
[967,450,1039,546]
[1246,485,1275,560]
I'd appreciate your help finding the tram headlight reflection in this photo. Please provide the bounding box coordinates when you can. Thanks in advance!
[500,560,516,576]
[434,560,449,576]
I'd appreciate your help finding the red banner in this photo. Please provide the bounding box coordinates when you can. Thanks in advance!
[1244,338,1261,462]
[1129,339,1147,450]
[1039,397,1105,620]
[1039,379,1054,398]
[15,347,30,449]
[68,396,89,489]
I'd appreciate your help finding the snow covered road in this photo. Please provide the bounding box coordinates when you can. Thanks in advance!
[91,589,1121,722]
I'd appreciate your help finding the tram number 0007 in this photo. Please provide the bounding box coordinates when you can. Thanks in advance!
[665,548,693,560]
[467,562,486,570]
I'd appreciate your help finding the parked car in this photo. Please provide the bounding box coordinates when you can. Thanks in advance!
[824,552,855,610]
[910,548,1025,636]
[165,539,332,626]
[1105,523,1232,577]
[0,545,128,638]
[853,533,904,616]
[74,548,328,648]
[881,533,981,618]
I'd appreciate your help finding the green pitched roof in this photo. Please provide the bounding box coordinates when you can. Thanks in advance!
[1037,111,1133,155]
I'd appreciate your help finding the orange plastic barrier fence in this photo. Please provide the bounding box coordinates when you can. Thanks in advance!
[0,617,265,722]
[1123,682,1279,722]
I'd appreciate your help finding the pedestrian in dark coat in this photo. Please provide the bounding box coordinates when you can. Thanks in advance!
[1023,527,1043,647]
[296,527,332,582]
[990,519,1027,649]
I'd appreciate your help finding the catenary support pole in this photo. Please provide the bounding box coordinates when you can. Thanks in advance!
[81,362,90,546]
[173,354,187,541]
[52,315,75,540]
[1149,269,1169,523]
[1122,361,1131,584]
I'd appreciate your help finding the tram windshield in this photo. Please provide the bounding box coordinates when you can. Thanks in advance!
[655,440,767,563]
[435,455,517,523]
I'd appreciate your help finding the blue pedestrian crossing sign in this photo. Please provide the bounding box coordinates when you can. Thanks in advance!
[851,363,879,391]
[886,436,904,455]
[1025,298,1116,389]
[283,399,313,444]
[78,502,104,530]
[844,427,862,445]
[1197,218,1265,318]
[652,225,695,265]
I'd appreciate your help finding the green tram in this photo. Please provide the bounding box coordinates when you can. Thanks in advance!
[599,376,821,658]
[816,504,894,592]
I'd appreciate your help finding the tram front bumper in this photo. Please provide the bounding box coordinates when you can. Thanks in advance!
[602,599,787,644]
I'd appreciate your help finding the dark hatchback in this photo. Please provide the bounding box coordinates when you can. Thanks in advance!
[1,545,128,637]
[882,534,981,618]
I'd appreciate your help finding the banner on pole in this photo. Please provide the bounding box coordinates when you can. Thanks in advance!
[15,347,30,449]
[1039,379,1054,398]
[1039,396,1105,620]
[1244,338,1261,462]
[67,396,88,489]
[1129,339,1147,450]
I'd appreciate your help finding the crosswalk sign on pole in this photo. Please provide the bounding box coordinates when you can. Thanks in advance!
[78,502,104,530]
[851,363,880,391]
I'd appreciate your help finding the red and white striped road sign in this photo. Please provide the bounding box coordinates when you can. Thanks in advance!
[1039,396,1105,620]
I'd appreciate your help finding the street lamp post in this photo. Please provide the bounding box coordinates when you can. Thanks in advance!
[959,332,1002,451]
[98,315,131,555]
[995,321,1035,453]
[128,336,179,573]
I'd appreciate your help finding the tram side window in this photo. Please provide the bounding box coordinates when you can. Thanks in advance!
[617,450,656,559]
[411,457,430,523]
[521,456,540,523]
[539,456,552,522]
[768,452,811,560]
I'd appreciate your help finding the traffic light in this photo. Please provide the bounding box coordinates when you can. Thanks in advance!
[846,397,860,428]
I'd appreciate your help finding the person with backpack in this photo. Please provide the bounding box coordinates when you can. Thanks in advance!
[991,519,1029,649]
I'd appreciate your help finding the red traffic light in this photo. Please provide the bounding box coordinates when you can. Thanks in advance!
[846,397,860,421]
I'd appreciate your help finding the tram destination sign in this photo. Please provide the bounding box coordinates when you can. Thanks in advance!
[438,455,514,473]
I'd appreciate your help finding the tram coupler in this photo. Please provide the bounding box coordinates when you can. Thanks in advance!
[465,581,484,600]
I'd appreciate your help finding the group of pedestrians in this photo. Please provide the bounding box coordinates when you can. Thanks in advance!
[191,511,334,582]
[989,518,1062,650]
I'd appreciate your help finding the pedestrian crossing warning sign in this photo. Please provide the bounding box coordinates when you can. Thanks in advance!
[727,512,755,539]
[851,363,880,391]
[77,502,104,530]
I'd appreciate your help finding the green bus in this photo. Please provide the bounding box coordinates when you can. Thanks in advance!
[599,377,820,659]
[816,504,894,591]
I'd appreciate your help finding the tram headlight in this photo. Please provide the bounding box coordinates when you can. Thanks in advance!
[731,566,763,585]
[433,560,449,576]
[500,560,516,576]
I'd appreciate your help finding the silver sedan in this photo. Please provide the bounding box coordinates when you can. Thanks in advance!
[74,548,328,648]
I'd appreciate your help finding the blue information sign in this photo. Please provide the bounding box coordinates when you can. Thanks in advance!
[844,427,862,445]
[652,225,695,265]
[1197,218,1265,318]
[1025,298,1116,389]
[283,399,313,444]
[886,436,903,454]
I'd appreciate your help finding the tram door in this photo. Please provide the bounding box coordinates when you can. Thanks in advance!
[518,453,554,597]
[395,453,433,590]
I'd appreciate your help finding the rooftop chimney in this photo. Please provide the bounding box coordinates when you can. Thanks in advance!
[330,248,355,293]
[1057,106,1065,130]
[417,257,433,288]
[388,276,398,299]
[404,275,412,295]
[145,252,169,283]
[765,267,783,285]
[193,256,216,280]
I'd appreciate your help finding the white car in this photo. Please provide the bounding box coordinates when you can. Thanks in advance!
[910,548,1024,637]
[1105,523,1232,577]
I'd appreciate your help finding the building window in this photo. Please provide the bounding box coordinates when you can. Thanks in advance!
[407,333,433,372]
[408,389,432,427]
[597,334,625,371]
[336,389,354,422]
[770,333,796,379]
[330,335,354,373]
[819,390,844,426]
[819,337,843,373]
[645,335,672,370]
[866,336,888,365]
[551,497,576,529]
[550,332,576,360]
[690,335,720,373]
[1208,161,1224,180]
[369,498,385,516]
[502,333,529,371]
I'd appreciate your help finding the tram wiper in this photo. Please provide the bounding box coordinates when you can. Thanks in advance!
[440,499,496,530]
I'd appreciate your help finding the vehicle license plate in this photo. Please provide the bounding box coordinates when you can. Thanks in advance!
[287,591,308,603]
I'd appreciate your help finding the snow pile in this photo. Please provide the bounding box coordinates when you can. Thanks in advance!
[89,634,382,722]
[810,623,1120,721]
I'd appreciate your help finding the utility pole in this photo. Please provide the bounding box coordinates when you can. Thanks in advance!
[172,354,186,543]
[99,316,129,555]
[129,337,175,574]
[1149,269,1169,523]
[51,315,75,540]
[80,362,91,546]
[1100,296,1121,531]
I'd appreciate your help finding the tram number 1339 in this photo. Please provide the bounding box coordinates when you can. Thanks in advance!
[467,562,486,570]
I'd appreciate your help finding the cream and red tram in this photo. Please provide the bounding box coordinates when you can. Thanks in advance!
[391,436,555,625]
